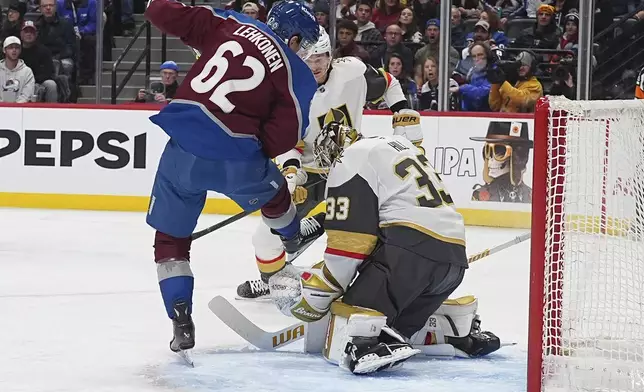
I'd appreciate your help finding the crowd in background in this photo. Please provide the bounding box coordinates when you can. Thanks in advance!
[0,0,643,110]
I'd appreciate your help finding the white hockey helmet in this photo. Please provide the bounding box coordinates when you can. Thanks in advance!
[309,26,332,57]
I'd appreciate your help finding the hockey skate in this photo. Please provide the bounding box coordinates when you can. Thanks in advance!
[345,337,420,374]
[278,212,326,261]
[169,301,195,366]
[235,279,271,301]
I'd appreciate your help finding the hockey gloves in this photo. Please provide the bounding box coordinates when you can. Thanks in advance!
[282,166,308,205]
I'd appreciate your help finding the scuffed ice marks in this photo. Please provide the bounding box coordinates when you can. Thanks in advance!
[142,345,527,392]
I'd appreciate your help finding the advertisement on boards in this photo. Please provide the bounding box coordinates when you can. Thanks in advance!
[0,105,535,227]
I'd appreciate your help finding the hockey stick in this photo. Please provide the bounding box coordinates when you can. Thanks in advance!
[208,295,307,350]
[467,232,531,264]
[191,179,325,241]
[211,232,532,350]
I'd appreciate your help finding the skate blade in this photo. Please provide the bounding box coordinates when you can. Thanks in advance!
[234,295,271,302]
[286,239,316,263]
[352,348,420,374]
[175,349,194,367]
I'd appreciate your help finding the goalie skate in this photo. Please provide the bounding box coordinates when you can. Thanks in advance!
[346,340,420,374]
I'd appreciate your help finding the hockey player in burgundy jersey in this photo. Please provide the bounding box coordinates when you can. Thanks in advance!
[143,0,320,358]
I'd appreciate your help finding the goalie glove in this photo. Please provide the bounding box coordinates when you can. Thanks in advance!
[268,262,342,322]
[392,109,424,154]
[282,166,308,205]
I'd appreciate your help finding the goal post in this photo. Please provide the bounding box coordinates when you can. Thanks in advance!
[528,96,644,392]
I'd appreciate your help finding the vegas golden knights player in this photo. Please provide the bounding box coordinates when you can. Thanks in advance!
[236,27,425,299]
[268,123,501,374]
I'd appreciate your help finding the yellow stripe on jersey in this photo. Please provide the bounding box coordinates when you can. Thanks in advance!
[379,221,466,247]
[326,229,378,258]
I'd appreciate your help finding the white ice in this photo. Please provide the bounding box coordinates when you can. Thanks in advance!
[0,208,531,392]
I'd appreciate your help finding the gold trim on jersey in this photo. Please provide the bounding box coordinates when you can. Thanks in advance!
[326,229,378,256]
[379,221,466,247]
[316,104,354,130]
[330,301,384,319]
[295,140,305,150]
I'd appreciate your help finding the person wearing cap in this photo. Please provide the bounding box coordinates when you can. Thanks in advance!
[414,19,459,77]
[470,121,533,203]
[353,0,384,57]
[241,2,260,19]
[1,1,26,42]
[313,1,330,32]
[20,20,58,102]
[0,36,35,103]
[488,50,543,113]
[513,4,561,50]
[135,60,179,103]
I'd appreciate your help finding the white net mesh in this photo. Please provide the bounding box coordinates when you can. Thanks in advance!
[541,97,644,391]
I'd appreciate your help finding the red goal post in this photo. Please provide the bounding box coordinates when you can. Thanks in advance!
[528,96,644,392]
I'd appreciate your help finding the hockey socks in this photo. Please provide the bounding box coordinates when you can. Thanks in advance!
[157,258,195,318]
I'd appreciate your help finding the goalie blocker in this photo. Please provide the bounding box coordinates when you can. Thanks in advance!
[268,123,501,373]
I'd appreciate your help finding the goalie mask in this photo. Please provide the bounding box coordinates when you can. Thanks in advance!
[313,121,361,175]
[470,121,533,186]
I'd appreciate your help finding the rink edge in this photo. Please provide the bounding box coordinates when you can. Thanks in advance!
[0,193,531,228]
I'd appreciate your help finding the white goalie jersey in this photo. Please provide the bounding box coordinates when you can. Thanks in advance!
[322,135,468,291]
[277,56,410,173]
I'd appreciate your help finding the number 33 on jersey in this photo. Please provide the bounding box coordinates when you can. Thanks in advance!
[145,1,317,160]
[321,136,467,289]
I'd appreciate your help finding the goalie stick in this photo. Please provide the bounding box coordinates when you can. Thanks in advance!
[210,232,531,350]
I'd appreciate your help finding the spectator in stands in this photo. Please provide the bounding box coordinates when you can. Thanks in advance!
[333,19,370,62]
[398,7,422,43]
[314,1,330,33]
[455,20,491,78]
[451,6,466,48]
[552,0,579,28]
[419,56,459,111]
[370,23,413,74]
[412,0,439,32]
[510,0,551,18]
[19,20,57,102]
[414,19,460,76]
[1,2,26,43]
[241,2,259,19]
[337,0,357,20]
[36,0,76,78]
[479,9,509,48]
[551,9,578,63]
[488,50,543,112]
[369,53,418,109]
[455,0,483,19]
[495,0,522,19]
[225,0,269,22]
[0,36,34,102]
[372,0,403,33]
[513,4,561,51]
[452,42,492,112]
[354,0,384,56]
[135,60,179,103]
[57,0,98,84]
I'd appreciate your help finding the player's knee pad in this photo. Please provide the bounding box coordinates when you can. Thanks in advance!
[323,301,387,370]
[409,295,479,346]
[252,221,286,276]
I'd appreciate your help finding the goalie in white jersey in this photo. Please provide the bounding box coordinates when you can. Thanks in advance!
[236,27,425,299]
[269,122,501,374]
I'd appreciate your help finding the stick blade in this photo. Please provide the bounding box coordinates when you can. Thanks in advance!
[208,296,273,350]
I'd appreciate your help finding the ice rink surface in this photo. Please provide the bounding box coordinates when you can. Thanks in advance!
[0,208,531,392]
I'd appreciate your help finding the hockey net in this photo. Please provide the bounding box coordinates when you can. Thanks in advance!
[528,96,644,392]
